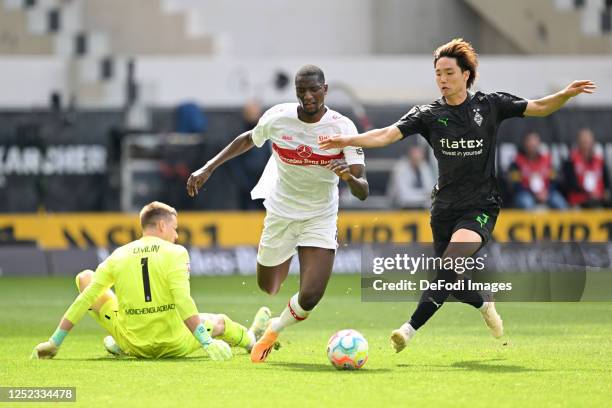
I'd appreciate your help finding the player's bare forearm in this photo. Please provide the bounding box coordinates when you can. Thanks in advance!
[59,318,74,331]
[525,80,596,117]
[204,131,255,172]
[357,126,403,148]
[187,131,255,196]
[327,161,368,200]
[319,126,403,150]
[183,314,201,333]
[525,92,571,117]
[345,164,369,201]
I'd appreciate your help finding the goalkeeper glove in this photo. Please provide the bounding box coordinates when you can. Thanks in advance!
[31,340,59,360]
[193,322,232,361]
[31,328,67,359]
[203,339,232,361]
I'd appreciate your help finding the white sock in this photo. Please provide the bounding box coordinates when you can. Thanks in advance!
[245,331,256,351]
[479,301,489,312]
[271,293,310,332]
[399,323,417,340]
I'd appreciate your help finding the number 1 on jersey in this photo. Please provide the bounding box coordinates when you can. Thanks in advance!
[140,257,152,302]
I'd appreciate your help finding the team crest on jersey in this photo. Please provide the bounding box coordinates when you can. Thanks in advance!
[296,144,313,158]
[473,108,483,126]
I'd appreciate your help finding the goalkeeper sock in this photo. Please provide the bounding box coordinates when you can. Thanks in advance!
[50,328,68,347]
[271,293,309,333]
[218,314,253,349]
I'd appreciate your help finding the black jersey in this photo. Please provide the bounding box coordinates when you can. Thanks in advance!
[394,91,527,211]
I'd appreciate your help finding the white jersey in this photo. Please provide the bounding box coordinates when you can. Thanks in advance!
[250,103,365,219]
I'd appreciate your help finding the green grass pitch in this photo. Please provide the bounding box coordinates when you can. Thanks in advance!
[1,274,611,407]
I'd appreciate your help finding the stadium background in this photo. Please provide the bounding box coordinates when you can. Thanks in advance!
[1,0,611,277]
[1,2,612,407]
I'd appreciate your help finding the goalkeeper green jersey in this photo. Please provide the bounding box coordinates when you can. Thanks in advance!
[63,236,199,357]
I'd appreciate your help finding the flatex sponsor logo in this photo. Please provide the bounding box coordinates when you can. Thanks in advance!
[439,138,483,149]
[439,137,484,157]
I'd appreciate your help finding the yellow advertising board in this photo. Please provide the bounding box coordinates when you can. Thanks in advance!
[1,210,611,249]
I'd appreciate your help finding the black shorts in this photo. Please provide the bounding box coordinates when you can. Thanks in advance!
[430,206,499,256]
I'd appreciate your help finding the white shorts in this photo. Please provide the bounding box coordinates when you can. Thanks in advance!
[257,212,338,267]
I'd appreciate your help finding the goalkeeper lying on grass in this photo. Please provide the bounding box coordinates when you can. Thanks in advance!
[32,201,271,360]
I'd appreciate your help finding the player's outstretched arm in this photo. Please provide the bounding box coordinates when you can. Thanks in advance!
[319,125,403,150]
[525,80,596,117]
[186,131,256,197]
[31,272,111,360]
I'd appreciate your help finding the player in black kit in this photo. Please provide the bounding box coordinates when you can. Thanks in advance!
[319,38,596,352]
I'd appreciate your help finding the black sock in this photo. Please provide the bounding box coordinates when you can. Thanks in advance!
[408,268,455,330]
[438,242,485,309]
[451,276,484,309]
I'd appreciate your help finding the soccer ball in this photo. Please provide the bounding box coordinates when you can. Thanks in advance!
[326,329,368,370]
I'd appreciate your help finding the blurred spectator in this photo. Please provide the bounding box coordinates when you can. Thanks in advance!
[508,131,567,209]
[563,128,611,208]
[175,101,208,133]
[228,100,270,210]
[386,144,436,209]
[156,101,209,210]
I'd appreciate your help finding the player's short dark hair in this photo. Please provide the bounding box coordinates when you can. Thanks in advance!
[139,201,177,229]
[434,38,478,89]
[295,64,325,85]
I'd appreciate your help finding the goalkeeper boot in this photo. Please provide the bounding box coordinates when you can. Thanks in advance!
[481,302,503,338]
[104,336,126,356]
[250,321,279,363]
[390,323,416,353]
[248,306,272,341]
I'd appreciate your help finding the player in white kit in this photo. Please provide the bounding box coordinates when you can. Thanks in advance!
[186,65,369,363]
